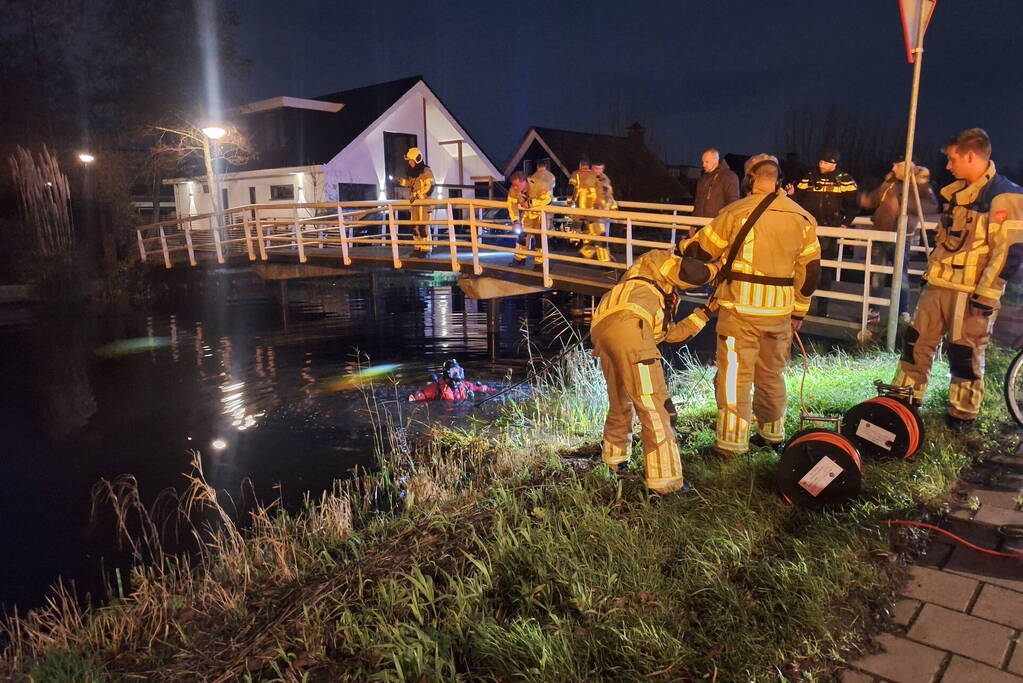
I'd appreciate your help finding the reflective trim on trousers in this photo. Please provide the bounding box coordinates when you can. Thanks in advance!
[602,439,630,466]
[755,416,785,442]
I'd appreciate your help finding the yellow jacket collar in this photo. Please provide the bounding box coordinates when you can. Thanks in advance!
[941,161,997,204]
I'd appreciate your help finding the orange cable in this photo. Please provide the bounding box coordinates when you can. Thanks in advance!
[884,520,1023,559]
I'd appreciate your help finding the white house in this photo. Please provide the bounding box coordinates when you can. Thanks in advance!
[168,76,501,220]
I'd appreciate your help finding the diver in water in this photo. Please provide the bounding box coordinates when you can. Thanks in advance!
[408,359,495,402]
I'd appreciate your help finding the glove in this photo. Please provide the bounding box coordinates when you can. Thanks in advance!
[663,306,712,345]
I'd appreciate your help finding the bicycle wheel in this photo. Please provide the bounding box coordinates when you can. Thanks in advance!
[1002,348,1023,427]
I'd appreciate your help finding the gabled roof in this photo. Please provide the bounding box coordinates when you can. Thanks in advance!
[230,76,423,171]
[504,126,690,203]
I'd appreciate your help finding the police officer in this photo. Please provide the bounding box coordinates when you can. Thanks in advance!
[590,246,718,494]
[894,128,1023,429]
[685,154,821,455]
[507,169,552,267]
[580,161,618,262]
[396,147,434,254]
[793,147,858,315]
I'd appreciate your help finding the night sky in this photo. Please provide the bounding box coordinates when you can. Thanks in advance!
[235,1,1023,169]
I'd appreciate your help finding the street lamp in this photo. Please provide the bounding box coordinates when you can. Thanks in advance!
[201,126,226,140]
[201,125,226,224]
[78,152,95,164]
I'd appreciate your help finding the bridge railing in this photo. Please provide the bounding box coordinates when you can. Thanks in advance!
[134,198,936,337]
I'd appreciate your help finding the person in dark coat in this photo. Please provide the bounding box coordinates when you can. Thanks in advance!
[693,148,739,218]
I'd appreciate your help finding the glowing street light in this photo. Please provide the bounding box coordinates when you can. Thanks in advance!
[78,152,95,164]
[201,126,226,140]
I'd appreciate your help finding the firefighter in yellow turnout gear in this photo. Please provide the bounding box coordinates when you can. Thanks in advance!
[893,129,1023,427]
[578,162,618,261]
[590,247,718,494]
[685,154,821,455]
[507,169,553,266]
[396,147,435,253]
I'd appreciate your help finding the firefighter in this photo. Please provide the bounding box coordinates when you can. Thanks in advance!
[568,158,593,207]
[580,161,618,262]
[507,169,552,267]
[894,128,1023,429]
[685,154,821,455]
[792,147,858,315]
[590,246,718,494]
[396,147,435,254]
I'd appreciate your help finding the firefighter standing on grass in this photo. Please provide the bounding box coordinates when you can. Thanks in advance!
[507,169,552,267]
[396,147,435,254]
[894,128,1023,429]
[590,246,718,494]
[684,154,821,456]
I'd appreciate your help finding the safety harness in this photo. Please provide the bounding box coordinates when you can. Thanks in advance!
[621,275,678,336]
[715,192,793,287]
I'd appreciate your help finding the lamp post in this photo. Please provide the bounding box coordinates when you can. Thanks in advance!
[201,125,226,225]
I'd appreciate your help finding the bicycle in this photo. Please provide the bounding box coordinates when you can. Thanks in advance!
[1002,336,1023,427]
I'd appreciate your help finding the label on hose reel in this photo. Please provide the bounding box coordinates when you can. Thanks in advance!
[855,419,896,451]
[798,456,844,497]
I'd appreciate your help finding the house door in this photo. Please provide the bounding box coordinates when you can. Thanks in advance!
[384,132,418,200]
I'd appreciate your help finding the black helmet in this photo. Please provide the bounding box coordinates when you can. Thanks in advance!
[442,359,464,381]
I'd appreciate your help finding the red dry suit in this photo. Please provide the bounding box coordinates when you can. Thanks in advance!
[408,379,495,402]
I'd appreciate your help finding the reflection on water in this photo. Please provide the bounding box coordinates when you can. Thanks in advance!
[0,270,569,612]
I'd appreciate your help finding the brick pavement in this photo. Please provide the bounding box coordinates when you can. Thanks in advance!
[841,445,1023,682]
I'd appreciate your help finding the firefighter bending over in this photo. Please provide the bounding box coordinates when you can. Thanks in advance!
[686,154,821,455]
[894,128,1023,429]
[396,147,435,254]
[508,167,554,267]
[590,247,718,494]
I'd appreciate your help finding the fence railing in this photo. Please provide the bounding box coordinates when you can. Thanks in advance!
[134,198,935,336]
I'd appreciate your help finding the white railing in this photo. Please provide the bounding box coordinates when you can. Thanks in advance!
[133,198,929,336]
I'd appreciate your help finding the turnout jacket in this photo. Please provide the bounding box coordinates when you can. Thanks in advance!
[568,168,597,207]
[507,173,553,223]
[595,173,618,210]
[686,190,821,318]
[397,163,434,200]
[591,248,717,342]
[924,161,1023,308]
[793,169,859,227]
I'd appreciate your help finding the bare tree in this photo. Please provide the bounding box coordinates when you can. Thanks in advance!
[142,118,255,217]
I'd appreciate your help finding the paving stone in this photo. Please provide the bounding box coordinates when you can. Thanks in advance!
[840,669,876,683]
[973,487,1023,511]
[1011,645,1023,676]
[974,506,1023,527]
[943,518,1002,548]
[940,655,1023,682]
[893,598,922,627]
[918,541,954,568]
[900,566,978,611]
[945,546,1023,594]
[989,455,1023,472]
[970,583,1023,629]
[907,603,1014,666]
[850,633,945,683]
[950,507,977,521]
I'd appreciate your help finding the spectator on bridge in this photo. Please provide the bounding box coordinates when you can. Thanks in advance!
[894,128,1023,431]
[860,161,939,319]
[793,147,859,316]
[579,161,618,262]
[507,169,552,268]
[396,147,435,255]
[693,148,739,218]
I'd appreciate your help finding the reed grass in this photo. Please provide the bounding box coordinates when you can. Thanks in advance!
[2,342,1016,681]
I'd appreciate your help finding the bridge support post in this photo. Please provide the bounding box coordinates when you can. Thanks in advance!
[487,297,501,364]
[369,270,380,319]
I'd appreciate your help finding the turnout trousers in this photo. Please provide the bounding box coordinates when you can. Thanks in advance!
[894,285,995,420]
[409,204,433,253]
[714,309,792,454]
[513,215,543,263]
[592,312,685,494]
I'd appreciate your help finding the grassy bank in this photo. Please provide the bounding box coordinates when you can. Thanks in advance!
[3,343,1019,681]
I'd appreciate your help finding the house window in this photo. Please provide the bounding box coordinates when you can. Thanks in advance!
[269,184,295,200]
[202,183,210,194]
[338,183,377,201]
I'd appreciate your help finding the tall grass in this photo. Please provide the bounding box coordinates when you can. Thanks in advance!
[2,343,1016,681]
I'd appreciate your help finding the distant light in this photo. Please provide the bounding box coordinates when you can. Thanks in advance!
[45,181,53,187]
[78,153,95,164]
[388,174,393,181]
[202,126,227,140]
[211,438,228,451]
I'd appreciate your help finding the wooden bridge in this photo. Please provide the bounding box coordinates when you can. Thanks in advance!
[133,197,934,340]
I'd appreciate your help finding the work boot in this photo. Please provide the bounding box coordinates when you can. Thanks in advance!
[578,244,596,259]
[945,414,976,433]
[532,259,545,271]
[510,256,527,267]
[750,433,784,452]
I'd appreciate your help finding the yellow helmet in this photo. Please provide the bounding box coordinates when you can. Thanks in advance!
[405,147,423,164]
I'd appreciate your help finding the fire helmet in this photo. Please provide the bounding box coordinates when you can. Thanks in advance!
[743,153,781,177]
[405,147,423,164]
